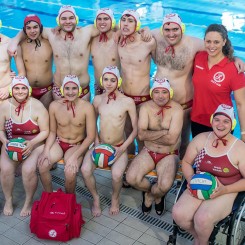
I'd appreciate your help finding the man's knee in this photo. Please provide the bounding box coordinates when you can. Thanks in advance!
[126,170,142,186]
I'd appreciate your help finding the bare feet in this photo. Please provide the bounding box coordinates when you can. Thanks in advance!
[92,197,101,217]
[109,197,120,215]
[3,199,13,216]
[20,201,32,217]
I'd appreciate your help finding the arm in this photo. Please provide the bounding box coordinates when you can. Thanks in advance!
[7,31,26,56]
[139,106,184,146]
[182,134,206,183]
[234,87,245,142]
[14,45,26,76]
[138,105,168,141]
[115,100,138,159]
[0,103,8,146]
[38,102,57,165]
[234,57,245,73]
[72,103,96,159]
[92,96,101,145]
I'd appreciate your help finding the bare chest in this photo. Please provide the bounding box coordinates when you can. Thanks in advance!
[155,40,192,71]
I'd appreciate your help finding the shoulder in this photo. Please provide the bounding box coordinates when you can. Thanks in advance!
[79,99,94,110]
[0,99,10,111]
[31,98,48,112]
[93,94,103,105]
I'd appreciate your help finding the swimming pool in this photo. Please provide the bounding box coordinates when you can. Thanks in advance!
[1,0,245,136]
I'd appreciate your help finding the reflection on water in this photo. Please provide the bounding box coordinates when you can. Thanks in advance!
[222,12,245,32]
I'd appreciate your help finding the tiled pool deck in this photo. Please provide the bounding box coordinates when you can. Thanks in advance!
[0,165,194,245]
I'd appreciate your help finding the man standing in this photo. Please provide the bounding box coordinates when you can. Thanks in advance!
[91,8,120,95]
[126,78,183,215]
[0,20,25,103]
[19,14,53,109]
[118,9,156,154]
[8,5,101,101]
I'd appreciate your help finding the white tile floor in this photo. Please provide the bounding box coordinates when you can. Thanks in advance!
[0,165,193,245]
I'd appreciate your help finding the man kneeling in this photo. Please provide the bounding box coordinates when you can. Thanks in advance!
[126,78,183,215]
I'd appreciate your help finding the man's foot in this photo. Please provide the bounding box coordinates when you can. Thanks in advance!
[155,195,166,216]
[142,192,152,215]
[109,197,120,216]
[20,201,32,217]
[92,198,101,217]
[3,200,14,216]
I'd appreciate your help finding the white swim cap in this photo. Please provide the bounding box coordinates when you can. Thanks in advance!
[150,78,173,99]
[62,75,80,90]
[121,9,141,32]
[162,13,185,34]
[58,5,76,19]
[102,66,120,82]
[11,76,30,90]
[213,104,235,123]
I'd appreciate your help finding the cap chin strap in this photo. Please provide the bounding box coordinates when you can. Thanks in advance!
[13,96,27,116]
[165,45,175,58]
[119,34,135,47]
[63,100,75,117]
[27,38,41,50]
[99,32,108,42]
[64,32,74,40]
[212,131,230,148]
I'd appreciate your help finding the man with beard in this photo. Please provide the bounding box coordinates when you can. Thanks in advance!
[8,5,100,101]
[152,13,244,158]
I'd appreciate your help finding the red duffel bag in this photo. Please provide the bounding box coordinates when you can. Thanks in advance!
[30,189,84,241]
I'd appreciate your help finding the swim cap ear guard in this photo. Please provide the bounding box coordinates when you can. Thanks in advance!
[9,86,32,97]
[119,9,141,33]
[23,14,43,35]
[210,104,237,131]
[60,86,82,96]
[161,13,186,35]
[10,76,32,97]
[0,19,2,29]
[60,75,82,97]
[210,114,237,131]
[56,5,79,26]
[100,76,122,88]
[94,8,116,30]
[100,65,122,88]
[56,15,79,26]
[150,87,173,98]
[150,78,173,99]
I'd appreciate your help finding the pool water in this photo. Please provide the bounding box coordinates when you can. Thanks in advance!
[1,0,244,136]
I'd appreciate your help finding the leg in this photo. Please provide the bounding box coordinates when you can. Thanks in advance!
[179,108,191,159]
[152,155,178,199]
[172,190,202,241]
[126,148,155,213]
[194,193,237,245]
[151,154,178,215]
[0,146,17,215]
[21,145,44,216]
[109,152,128,215]
[63,146,84,193]
[40,90,53,110]
[81,148,101,217]
[38,141,63,192]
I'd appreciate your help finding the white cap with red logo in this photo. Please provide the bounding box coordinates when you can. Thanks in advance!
[62,75,80,90]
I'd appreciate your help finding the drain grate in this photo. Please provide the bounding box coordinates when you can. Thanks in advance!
[51,174,192,241]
